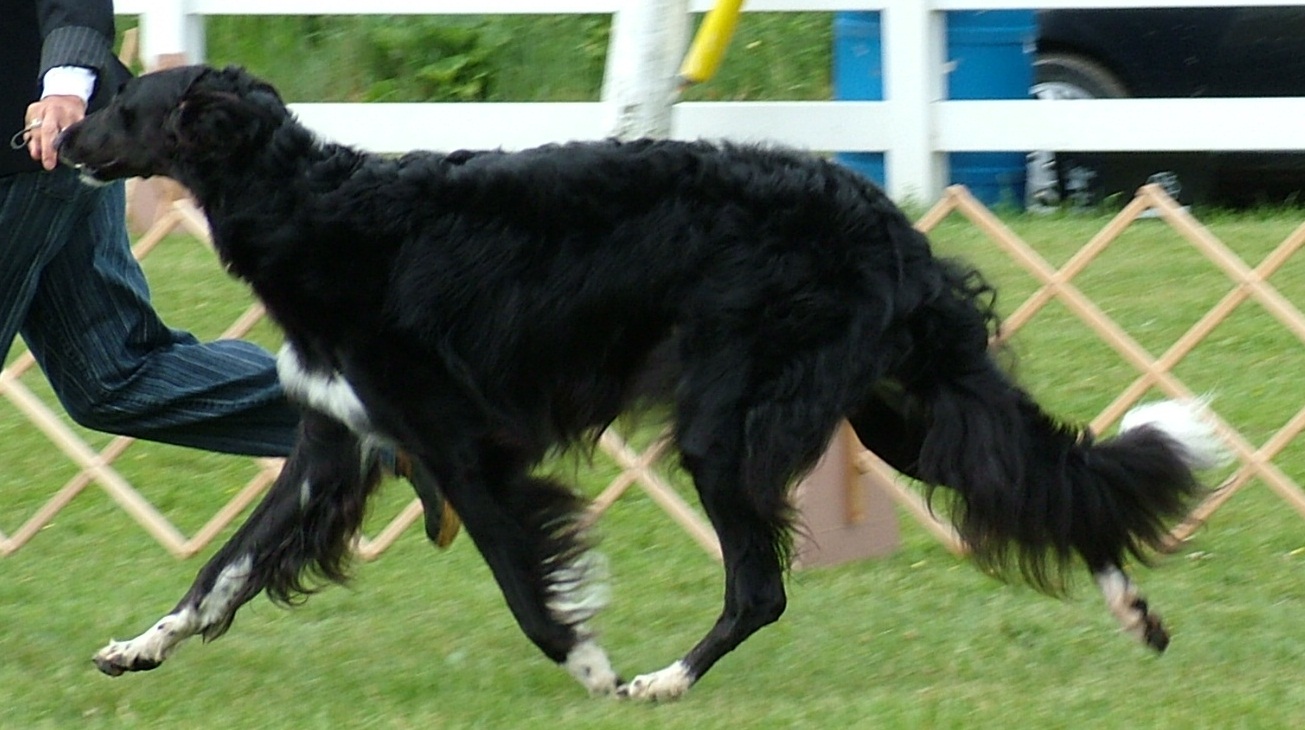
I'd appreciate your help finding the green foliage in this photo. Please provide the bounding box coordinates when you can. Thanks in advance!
[681,13,833,101]
[488,15,612,101]
[359,20,502,102]
[158,14,832,103]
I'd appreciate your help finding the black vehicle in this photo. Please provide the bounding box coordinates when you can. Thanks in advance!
[1031,7,1305,207]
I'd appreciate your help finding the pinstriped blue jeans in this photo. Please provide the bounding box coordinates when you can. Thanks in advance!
[0,166,298,457]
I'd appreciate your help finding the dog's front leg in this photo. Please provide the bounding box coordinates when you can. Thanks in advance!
[92,555,253,675]
[94,411,378,676]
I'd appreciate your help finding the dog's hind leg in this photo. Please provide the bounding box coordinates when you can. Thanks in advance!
[1093,562,1170,651]
[620,379,838,701]
[618,455,790,701]
[93,410,380,676]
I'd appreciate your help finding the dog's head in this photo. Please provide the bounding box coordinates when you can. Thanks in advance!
[59,64,288,183]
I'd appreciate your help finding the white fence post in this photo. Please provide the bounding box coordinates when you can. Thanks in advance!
[601,0,690,139]
[882,0,946,202]
[138,0,205,68]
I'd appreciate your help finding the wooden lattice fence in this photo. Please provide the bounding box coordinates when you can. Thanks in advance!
[898,184,1305,553]
[1,183,1301,559]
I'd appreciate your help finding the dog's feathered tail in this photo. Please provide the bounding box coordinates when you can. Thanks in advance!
[917,371,1222,592]
[852,253,1227,593]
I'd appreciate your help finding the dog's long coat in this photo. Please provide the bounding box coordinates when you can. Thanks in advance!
[60,66,1227,700]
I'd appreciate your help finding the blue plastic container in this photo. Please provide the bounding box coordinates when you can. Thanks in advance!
[946,11,1036,208]
[832,13,884,186]
[832,10,1036,207]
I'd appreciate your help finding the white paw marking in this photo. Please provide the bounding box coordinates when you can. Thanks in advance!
[94,609,199,674]
[563,639,619,696]
[94,555,254,676]
[620,660,694,702]
[1094,566,1161,647]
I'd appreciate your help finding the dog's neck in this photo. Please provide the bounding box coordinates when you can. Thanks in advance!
[187,121,373,290]
[183,121,356,212]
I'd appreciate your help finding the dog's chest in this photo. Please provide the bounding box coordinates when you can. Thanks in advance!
[274,344,375,437]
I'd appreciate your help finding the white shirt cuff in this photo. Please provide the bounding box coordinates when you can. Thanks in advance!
[41,66,97,103]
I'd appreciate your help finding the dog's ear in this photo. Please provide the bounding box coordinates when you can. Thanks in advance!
[165,65,211,101]
[165,65,289,163]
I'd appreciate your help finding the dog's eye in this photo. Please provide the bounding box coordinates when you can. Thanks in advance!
[119,107,136,127]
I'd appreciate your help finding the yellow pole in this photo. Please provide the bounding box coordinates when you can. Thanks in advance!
[678,0,745,87]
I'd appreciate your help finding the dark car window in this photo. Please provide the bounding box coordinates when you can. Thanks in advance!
[1038,8,1305,98]
[1210,8,1305,96]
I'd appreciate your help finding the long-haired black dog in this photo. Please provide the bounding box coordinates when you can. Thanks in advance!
[60,65,1227,700]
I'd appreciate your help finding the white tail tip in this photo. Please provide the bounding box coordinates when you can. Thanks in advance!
[1120,397,1231,471]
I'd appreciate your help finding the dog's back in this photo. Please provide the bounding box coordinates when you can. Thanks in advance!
[269,136,938,445]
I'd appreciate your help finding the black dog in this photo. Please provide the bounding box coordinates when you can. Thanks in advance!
[60,65,1226,700]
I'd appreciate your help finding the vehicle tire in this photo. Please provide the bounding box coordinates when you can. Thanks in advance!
[1027,53,1131,209]
[1032,52,1129,100]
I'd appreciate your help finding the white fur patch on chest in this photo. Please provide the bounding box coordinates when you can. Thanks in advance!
[276,344,374,434]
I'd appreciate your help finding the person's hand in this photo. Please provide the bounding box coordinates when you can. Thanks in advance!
[24,95,87,171]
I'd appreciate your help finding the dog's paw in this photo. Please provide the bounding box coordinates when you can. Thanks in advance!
[563,639,620,696]
[1095,566,1170,653]
[616,661,693,702]
[91,611,198,677]
[92,640,164,677]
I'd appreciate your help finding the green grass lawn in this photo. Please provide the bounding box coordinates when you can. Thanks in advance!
[1,205,1302,727]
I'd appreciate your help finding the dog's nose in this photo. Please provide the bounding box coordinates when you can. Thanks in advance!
[54,128,78,164]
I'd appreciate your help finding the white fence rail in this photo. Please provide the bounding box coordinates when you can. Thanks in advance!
[113,1,1305,201]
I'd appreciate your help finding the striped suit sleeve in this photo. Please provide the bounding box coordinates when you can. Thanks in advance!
[36,0,117,78]
[39,26,115,78]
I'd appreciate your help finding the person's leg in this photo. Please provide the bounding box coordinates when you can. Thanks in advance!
[18,170,298,457]
[0,171,83,369]
[6,170,457,545]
